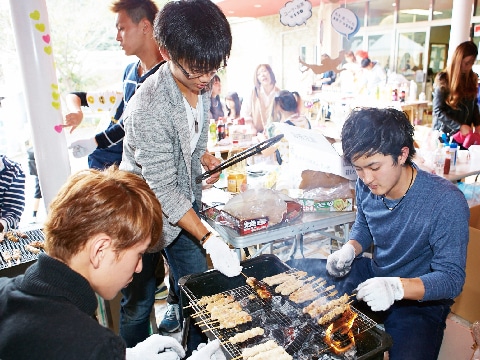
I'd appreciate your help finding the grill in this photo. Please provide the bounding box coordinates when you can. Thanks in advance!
[0,228,45,272]
[180,254,392,360]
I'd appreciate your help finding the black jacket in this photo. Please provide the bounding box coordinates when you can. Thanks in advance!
[0,254,126,360]
[432,77,480,136]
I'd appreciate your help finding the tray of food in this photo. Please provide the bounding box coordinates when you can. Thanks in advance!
[179,254,391,360]
[0,228,45,271]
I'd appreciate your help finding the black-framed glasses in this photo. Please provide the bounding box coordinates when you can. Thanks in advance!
[172,59,224,79]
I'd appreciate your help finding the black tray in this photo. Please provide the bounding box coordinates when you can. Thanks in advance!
[179,254,392,360]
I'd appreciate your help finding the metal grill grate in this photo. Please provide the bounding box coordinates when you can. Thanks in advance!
[0,229,45,270]
[183,275,378,360]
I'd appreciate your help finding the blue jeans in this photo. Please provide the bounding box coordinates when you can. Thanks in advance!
[287,257,452,360]
[119,252,160,347]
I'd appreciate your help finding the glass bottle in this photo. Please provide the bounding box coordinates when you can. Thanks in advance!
[226,140,247,193]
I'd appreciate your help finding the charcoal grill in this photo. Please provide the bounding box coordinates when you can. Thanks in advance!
[179,254,391,360]
[0,228,45,277]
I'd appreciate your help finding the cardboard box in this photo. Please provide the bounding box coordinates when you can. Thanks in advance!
[450,205,480,323]
[296,197,354,212]
[276,123,357,180]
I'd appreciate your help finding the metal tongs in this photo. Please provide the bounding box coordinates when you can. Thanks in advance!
[196,134,284,183]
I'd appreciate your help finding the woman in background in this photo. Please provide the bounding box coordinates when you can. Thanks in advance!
[225,91,242,121]
[264,90,311,165]
[269,90,311,130]
[241,64,280,134]
[432,40,480,149]
[209,75,224,121]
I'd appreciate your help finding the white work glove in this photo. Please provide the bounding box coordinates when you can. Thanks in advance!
[356,277,404,312]
[203,234,242,277]
[125,334,185,360]
[188,339,225,360]
[326,243,356,277]
[68,138,97,158]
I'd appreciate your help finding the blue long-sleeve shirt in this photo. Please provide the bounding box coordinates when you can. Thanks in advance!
[350,165,469,301]
[0,155,25,230]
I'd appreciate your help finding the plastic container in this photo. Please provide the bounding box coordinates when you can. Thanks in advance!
[443,145,451,175]
[226,140,247,193]
[217,119,225,141]
[450,142,458,171]
[433,143,445,176]
[208,119,217,145]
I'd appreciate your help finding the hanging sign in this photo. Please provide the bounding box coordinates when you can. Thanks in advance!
[331,7,359,39]
[280,0,313,27]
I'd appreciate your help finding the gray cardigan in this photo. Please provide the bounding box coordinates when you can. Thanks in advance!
[120,62,209,250]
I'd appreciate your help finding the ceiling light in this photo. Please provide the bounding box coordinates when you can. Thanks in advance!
[254,4,262,8]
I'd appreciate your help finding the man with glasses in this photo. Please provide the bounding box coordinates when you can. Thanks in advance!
[119,0,241,355]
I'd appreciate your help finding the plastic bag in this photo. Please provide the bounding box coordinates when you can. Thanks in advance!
[222,188,293,225]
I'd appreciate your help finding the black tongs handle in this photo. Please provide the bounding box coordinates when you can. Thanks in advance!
[196,134,284,184]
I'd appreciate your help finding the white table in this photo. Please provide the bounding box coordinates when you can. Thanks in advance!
[442,159,480,183]
[204,210,356,260]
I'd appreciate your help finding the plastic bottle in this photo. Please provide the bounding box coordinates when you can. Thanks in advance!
[392,88,398,101]
[433,143,445,176]
[409,80,417,101]
[217,119,225,141]
[449,141,458,171]
[208,119,217,145]
[226,140,247,193]
[443,145,451,175]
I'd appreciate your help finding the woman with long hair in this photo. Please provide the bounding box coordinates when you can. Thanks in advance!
[225,91,242,120]
[241,64,280,134]
[432,41,480,148]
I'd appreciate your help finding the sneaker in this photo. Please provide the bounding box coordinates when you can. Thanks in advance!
[155,284,168,301]
[158,303,181,333]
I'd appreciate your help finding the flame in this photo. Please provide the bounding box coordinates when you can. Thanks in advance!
[324,305,358,355]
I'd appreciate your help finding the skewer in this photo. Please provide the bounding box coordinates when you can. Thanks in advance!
[326,290,338,298]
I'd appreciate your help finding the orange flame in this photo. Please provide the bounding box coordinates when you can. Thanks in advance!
[324,305,358,354]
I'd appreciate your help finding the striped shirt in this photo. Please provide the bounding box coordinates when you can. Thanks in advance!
[0,156,25,230]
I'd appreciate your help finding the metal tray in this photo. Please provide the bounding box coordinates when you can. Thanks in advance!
[0,228,45,274]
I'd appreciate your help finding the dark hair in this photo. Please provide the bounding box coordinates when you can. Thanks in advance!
[110,0,158,24]
[360,58,371,68]
[435,41,479,109]
[225,92,241,117]
[341,107,416,166]
[154,0,232,73]
[274,90,301,113]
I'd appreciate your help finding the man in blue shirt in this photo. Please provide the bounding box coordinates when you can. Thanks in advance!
[65,0,164,170]
[289,107,469,360]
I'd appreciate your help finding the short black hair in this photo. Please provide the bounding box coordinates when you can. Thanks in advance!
[360,58,371,68]
[110,0,158,24]
[154,0,232,73]
[341,107,416,166]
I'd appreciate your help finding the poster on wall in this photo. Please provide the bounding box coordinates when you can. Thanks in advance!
[331,7,359,39]
[280,0,313,27]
